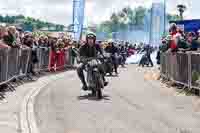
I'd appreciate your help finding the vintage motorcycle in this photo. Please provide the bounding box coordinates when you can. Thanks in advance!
[84,58,104,99]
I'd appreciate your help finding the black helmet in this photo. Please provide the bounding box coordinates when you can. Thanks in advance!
[86,33,96,39]
[86,33,96,44]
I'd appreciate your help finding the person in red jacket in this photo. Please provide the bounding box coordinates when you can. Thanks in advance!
[169,23,178,52]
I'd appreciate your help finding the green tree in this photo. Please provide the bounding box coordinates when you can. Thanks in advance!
[167,14,181,21]
[134,6,146,26]
[15,15,25,19]
[110,13,120,32]
[99,21,112,33]
[0,15,3,22]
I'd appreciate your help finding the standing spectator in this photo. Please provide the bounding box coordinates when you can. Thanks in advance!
[55,39,65,70]
[23,33,38,76]
[3,26,20,48]
[38,36,45,46]
[48,36,57,71]
[70,41,78,65]
[0,26,9,48]
[145,45,154,67]
[44,36,49,47]
[15,31,22,47]
[187,32,199,51]
[169,23,178,52]
[164,35,172,52]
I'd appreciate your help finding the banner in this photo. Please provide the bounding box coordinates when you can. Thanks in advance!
[73,0,85,41]
[170,19,200,33]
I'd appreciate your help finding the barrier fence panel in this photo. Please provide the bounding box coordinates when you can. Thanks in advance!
[168,53,176,81]
[7,48,19,80]
[36,47,50,71]
[41,47,50,70]
[19,48,31,75]
[35,48,41,72]
[191,53,200,89]
[69,48,74,66]
[176,52,189,86]
[161,52,191,88]
[165,52,171,79]
[0,48,8,84]
[0,46,74,85]
[160,52,167,78]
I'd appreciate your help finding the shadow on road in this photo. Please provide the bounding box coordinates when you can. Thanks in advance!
[0,84,15,100]
[77,94,111,101]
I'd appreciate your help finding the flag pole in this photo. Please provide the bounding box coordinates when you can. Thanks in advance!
[164,0,166,35]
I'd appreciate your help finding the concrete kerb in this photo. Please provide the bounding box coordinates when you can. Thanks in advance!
[20,72,67,133]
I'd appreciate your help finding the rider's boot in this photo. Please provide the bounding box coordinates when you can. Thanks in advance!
[81,78,88,91]
[82,83,88,91]
[78,72,88,91]
[102,76,108,87]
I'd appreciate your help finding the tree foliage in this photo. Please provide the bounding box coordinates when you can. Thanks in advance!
[96,6,181,34]
[97,6,147,34]
[0,14,65,31]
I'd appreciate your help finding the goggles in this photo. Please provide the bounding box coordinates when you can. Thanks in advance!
[87,34,95,38]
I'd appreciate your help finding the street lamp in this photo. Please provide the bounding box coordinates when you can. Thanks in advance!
[177,4,187,20]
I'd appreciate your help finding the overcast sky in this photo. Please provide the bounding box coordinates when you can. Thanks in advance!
[0,0,198,25]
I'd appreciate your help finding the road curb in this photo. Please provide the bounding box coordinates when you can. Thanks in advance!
[20,72,67,133]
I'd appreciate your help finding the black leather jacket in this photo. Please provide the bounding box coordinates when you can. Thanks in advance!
[79,44,103,58]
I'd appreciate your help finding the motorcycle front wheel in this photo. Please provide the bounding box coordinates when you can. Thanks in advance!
[97,89,103,99]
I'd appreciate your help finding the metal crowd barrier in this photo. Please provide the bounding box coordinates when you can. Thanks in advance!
[191,53,200,89]
[65,48,75,67]
[19,48,31,75]
[35,47,51,72]
[161,51,200,90]
[7,48,19,79]
[0,48,8,85]
[0,48,31,85]
[0,47,73,86]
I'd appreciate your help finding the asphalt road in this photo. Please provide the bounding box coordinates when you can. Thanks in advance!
[34,65,200,133]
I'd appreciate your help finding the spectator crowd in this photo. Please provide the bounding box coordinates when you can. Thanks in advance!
[160,23,200,53]
[0,25,78,76]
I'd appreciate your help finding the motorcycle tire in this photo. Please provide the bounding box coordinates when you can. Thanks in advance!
[109,72,113,76]
[97,89,103,99]
[91,89,96,96]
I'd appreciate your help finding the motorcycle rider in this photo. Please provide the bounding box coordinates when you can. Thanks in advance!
[77,33,108,91]
[142,45,154,67]
[105,40,119,74]
[119,45,127,66]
